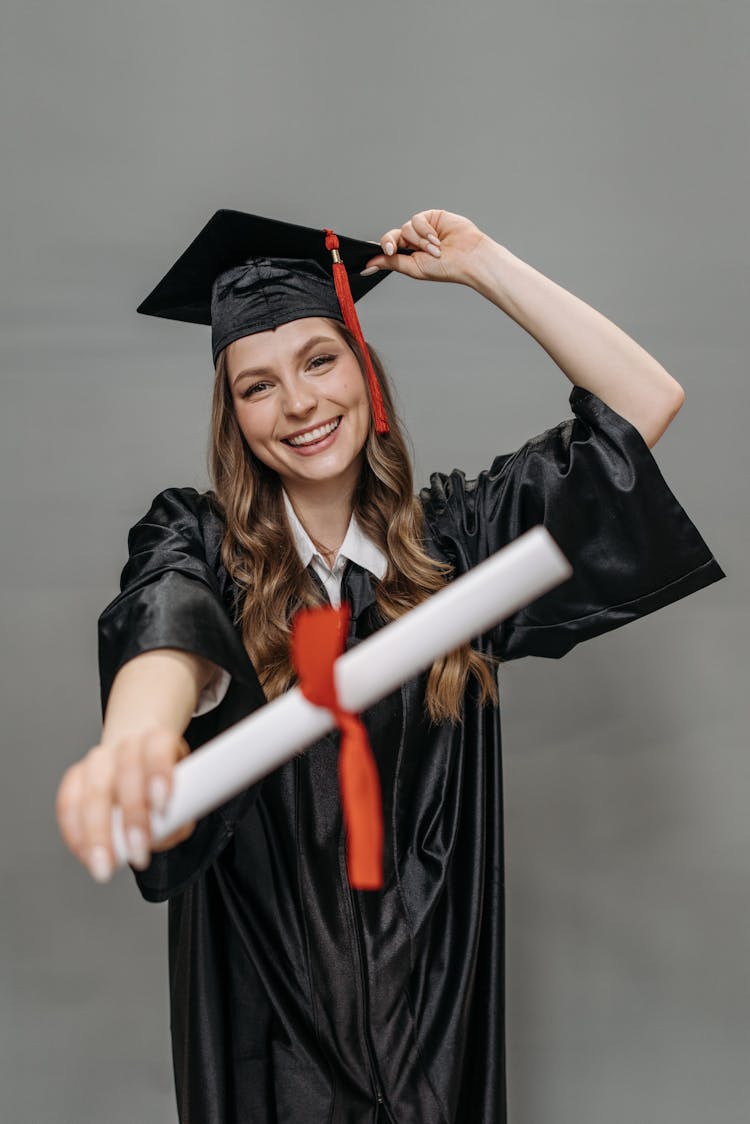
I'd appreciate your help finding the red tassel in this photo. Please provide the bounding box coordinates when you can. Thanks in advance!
[291,603,384,890]
[324,229,389,435]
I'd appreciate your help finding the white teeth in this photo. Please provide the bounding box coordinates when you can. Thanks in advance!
[286,418,340,446]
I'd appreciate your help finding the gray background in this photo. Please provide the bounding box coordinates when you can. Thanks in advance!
[2,1,747,1121]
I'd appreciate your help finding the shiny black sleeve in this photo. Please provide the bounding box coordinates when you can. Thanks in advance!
[97,486,266,901]
[420,387,725,660]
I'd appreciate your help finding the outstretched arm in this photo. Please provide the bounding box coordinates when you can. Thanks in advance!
[56,649,218,881]
[363,210,684,448]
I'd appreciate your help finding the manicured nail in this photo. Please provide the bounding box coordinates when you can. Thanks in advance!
[88,846,112,883]
[149,775,169,814]
[427,244,442,258]
[360,266,380,277]
[428,234,441,246]
[384,241,395,255]
[126,826,150,869]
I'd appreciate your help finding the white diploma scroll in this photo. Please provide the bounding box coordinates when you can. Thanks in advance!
[111,526,572,866]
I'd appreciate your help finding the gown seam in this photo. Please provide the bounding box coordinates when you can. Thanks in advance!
[512,554,722,632]
[390,686,453,1124]
[392,683,417,970]
[398,979,453,1124]
[340,835,386,1110]
[294,755,338,1124]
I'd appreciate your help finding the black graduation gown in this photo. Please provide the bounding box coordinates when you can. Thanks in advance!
[98,388,724,1124]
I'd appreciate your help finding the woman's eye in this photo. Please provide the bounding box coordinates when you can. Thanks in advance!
[309,354,335,370]
[240,381,270,399]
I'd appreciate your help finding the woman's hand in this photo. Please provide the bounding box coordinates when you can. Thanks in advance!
[362,209,490,286]
[55,727,197,883]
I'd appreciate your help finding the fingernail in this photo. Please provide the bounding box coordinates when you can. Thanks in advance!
[88,846,112,883]
[384,241,395,255]
[126,826,150,870]
[360,266,380,277]
[427,244,442,258]
[428,234,441,246]
[149,775,169,813]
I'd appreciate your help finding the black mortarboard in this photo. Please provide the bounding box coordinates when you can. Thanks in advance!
[137,210,398,432]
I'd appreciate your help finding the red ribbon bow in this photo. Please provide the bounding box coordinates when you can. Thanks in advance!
[291,603,384,889]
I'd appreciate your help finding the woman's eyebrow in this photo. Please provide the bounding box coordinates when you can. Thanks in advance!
[232,335,340,388]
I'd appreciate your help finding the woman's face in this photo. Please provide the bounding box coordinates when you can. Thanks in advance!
[226,317,371,496]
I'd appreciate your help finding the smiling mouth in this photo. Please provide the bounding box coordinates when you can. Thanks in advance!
[282,417,342,447]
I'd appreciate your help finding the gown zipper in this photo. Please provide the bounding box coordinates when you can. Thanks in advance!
[296,740,386,1116]
[346,877,387,1114]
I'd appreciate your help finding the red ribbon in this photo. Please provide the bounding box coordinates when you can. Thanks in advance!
[291,603,384,889]
[323,229,389,435]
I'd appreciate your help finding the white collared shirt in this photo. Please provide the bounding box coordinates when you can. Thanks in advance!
[193,490,388,716]
[281,489,387,608]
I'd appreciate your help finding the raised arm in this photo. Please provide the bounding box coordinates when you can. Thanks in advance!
[56,649,218,882]
[363,209,684,448]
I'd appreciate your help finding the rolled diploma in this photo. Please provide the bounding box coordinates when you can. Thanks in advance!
[111,525,571,865]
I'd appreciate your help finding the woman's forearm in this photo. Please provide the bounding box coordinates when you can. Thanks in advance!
[55,648,216,879]
[101,649,217,743]
[464,238,685,448]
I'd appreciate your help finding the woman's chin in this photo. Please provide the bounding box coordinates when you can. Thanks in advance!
[278,448,364,491]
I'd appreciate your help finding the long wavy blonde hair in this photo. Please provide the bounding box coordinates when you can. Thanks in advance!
[208,319,497,723]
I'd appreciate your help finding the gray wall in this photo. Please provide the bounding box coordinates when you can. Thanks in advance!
[2,2,747,1121]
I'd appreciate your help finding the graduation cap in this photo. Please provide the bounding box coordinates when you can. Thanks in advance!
[137,209,398,433]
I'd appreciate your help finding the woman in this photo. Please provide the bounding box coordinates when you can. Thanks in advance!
[56,209,724,1123]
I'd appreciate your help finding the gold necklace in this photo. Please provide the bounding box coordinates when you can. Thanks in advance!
[297,516,341,569]
[312,538,338,569]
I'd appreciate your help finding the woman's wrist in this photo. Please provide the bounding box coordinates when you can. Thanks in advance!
[459,236,516,300]
[102,649,205,743]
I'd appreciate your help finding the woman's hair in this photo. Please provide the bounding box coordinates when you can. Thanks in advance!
[208,319,498,723]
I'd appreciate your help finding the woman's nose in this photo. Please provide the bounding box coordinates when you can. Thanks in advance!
[281,379,317,416]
